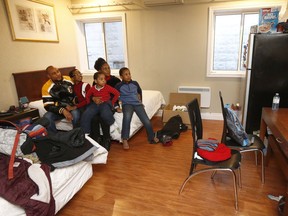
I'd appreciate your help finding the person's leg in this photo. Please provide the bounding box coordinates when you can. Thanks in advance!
[100,118,110,139]
[99,117,111,151]
[90,114,102,144]
[99,102,115,126]
[43,111,64,133]
[71,109,80,128]
[80,103,99,134]
[134,105,156,143]
[121,104,134,149]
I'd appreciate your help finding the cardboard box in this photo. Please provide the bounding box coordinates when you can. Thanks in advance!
[162,93,200,129]
[258,7,279,33]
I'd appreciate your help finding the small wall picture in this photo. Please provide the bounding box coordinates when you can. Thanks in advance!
[4,0,59,42]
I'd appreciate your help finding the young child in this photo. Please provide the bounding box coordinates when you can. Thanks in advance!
[115,67,159,150]
[80,72,120,135]
[69,69,91,113]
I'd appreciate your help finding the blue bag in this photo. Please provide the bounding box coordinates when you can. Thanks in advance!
[225,107,250,147]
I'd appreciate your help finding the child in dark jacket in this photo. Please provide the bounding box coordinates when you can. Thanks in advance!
[115,67,159,150]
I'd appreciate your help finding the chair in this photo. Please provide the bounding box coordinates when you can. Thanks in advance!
[219,91,265,184]
[179,98,242,210]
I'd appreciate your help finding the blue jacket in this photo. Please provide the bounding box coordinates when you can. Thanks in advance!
[115,80,142,105]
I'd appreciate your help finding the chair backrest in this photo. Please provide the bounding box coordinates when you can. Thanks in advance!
[187,98,203,155]
[219,91,228,143]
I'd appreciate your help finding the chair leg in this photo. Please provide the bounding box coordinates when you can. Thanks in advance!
[230,169,239,210]
[238,166,242,188]
[179,168,213,194]
[211,171,217,179]
[254,151,258,166]
[179,168,239,210]
[260,150,265,184]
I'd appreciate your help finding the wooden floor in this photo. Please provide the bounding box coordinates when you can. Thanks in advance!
[57,117,286,216]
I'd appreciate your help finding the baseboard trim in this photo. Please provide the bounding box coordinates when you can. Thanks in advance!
[201,112,223,120]
[156,110,223,121]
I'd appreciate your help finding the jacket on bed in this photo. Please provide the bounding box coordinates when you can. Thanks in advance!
[34,130,98,169]
[42,76,75,114]
[0,154,55,216]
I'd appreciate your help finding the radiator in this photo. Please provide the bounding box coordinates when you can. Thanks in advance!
[178,86,211,108]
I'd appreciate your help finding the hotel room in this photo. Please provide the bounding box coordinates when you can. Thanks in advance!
[0,0,288,215]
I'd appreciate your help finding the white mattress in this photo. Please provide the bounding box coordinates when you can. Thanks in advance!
[0,136,108,216]
[29,90,166,141]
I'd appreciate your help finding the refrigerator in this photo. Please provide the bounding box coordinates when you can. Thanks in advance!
[240,33,288,134]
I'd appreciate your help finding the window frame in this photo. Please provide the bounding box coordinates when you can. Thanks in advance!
[74,12,128,76]
[206,1,287,78]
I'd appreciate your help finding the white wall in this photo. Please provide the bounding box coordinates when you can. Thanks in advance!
[1,0,287,115]
[0,0,79,110]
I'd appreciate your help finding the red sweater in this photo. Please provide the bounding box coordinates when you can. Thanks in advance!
[86,84,120,105]
[73,82,91,108]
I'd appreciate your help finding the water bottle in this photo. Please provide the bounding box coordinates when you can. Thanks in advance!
[272,93,280,111]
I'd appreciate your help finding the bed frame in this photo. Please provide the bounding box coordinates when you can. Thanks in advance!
[13,66,75,102]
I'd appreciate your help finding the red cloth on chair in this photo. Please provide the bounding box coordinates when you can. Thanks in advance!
[197,143,231,162]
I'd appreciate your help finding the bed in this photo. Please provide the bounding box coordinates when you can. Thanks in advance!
[12,66,166,141]
[0,67,109,215]
[4,66,164,215]
[0,135,108,216]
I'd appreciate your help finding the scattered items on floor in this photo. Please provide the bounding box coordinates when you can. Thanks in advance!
[157,115,188,146]
[172,105,187,112]
[267,194,283,202]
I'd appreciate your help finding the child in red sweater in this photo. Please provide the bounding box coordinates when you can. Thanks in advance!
[69,69,91,113]
[80,72,120,134]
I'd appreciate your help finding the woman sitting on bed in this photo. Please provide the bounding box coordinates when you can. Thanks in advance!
[89,58,121,151]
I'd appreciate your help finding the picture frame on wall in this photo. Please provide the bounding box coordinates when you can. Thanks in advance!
[4,0,59,42]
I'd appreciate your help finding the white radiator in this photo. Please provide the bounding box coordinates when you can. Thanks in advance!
[178,86,211,108]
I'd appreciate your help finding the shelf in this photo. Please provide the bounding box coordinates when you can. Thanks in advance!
[68,1,144,14]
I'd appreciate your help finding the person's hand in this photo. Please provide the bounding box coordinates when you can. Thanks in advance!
[116,107,122,113]
[63,109,73,122]
[65,105,77,111]
[92,96,103,105]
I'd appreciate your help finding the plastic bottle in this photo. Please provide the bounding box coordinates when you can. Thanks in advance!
[272,93,280,111]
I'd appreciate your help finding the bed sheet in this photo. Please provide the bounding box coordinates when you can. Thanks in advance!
[29,90,166,141]
[0,136,108,216]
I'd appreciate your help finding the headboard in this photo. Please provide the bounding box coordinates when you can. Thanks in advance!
[13,66,75,102]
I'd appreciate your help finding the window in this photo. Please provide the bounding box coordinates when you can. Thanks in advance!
[207,2,286,77]
[75,13,128,75]
[213,13,258,72]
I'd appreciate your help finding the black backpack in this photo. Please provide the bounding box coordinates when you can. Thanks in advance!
[157,115,187,142]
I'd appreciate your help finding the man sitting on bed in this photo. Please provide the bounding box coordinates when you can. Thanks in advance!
[42,65,80,133]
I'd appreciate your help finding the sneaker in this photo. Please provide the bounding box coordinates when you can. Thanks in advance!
[149,136,159,144]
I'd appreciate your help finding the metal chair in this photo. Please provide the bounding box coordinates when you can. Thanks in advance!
[219,91,265,184]
[179,98,242,210]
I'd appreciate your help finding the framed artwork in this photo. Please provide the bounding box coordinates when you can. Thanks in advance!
[4,0,59,42]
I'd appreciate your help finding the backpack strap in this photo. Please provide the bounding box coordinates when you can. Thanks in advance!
[0,120,22,179]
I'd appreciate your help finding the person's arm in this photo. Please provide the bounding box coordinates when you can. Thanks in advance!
[76,83,91,109]
[42,82,65,115]
[107,85,120,106]
[134,81,142,102]
[85,87,94,104]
